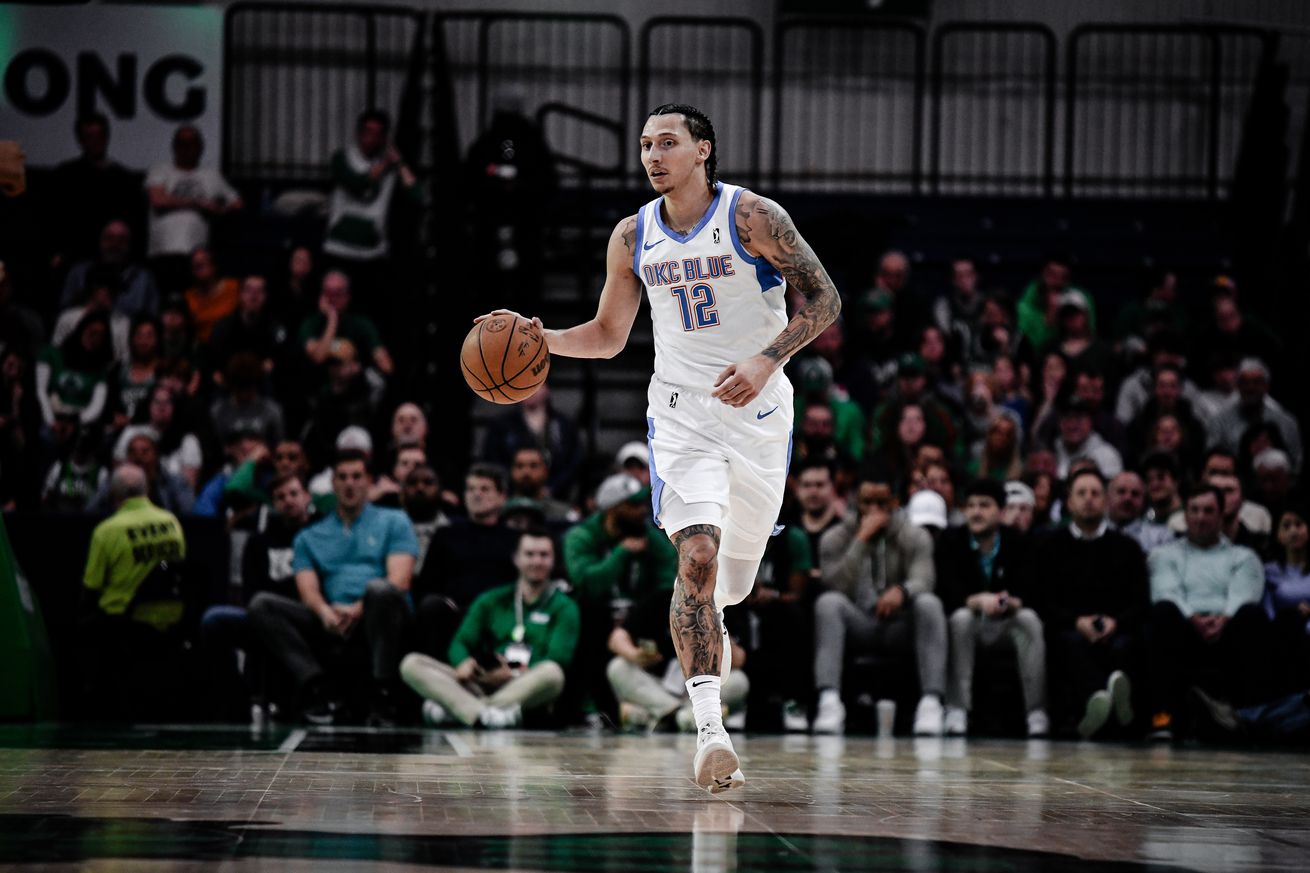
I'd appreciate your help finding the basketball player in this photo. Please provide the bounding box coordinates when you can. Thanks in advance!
[477,104,840,793]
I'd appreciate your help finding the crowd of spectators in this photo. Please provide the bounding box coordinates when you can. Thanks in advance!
[3,110,1309,743]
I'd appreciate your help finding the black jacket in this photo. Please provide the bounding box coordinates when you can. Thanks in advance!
[1033,526,1151,634]
[935,526,1036,614]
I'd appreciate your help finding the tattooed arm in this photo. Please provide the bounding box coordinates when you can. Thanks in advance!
[711,192,842,408]
[475,215,642,359]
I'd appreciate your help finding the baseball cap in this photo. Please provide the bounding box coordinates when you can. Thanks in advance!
[595,473,646,512]
[615,441,648,469]
[796,356,834,393]
[335,425,373,453]
[1056,291,1089,313]
[896,352,925,377]
[1004,481,1036,508]
[503,497,546,523]
[858,288,894,313]
[906,489,948,530]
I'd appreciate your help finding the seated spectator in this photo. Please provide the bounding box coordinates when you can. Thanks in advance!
[562,473,678,720]
[1041,292,1110,375]
[182,248,238,344]
[206,274,286,382]
[371,442,428,508]
[905,488,949,539]
[1142,451,1183,527]
[60,220,158,318]
[1199,449,1273,534]
[300,270,394,377]
[615,441,652,487]
[0,348,42,507]
[108,317,161,433]
[90,425,194,515]
[790,402,855,481]
[1252,449,1295,522]
[1207,471,1270,556]
[1002,480,1036,532]
[1017,255,1095,351]
[142,384,203,491]
[793,357,865,462]
[1264,503,1310,690]
[401,463,451,574]
[1107,471,1175,554]
[1210,358,1302,474]
[970,409,1024,484]
[1038,470,1150,738]
[1036,367,1126,455]
[1113,268,1187,350]
[157,297,197,375]
[52,267,131,363]
[1196,351,1239,420]
[414,463,520,658]
[875,402,935,495]
[909,459,964,527]
[209,352,284,448]
[272,246,319,336]
[38,310,113,429]
[301,346,378,468]
[481,386,582,499]
[847,287,902,393]
[42,422,105,512]
[49,113,144,266]
[386,402,430,458]
[509,445,579,524]
[79,463,188,719]
[792,459,845,576]
[871,354,961,459]
[248,449,417,725]
[218,439,316,522]
[813,467,947,736]
[1126,363,1207,469]
[1147,484,1270,739]
[192,428,267,519]
[932,256,985,365]
[307,426,374,505]
[936,479,1048,737]
[1198,285,1284,382]
[1051,396,1123,479]
[1115,330,1202,426]
[608,586,749,731]
[201,472,318,722]
[401,530,576,729]
[145,125,242,294]
[810,319,879,412]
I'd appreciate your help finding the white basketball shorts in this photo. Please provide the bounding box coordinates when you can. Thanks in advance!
[644,373,793,561]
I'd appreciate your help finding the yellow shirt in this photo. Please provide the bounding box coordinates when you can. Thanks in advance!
[83,496,187,631]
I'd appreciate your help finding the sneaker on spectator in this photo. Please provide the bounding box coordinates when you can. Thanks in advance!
[1108,670,1133,726]
[782,700,808,732]
[479,703,522,729]
[421,700,450,727]
[1026,709,1051,738]
[913,695,944,736]
[812,689,845,735]
[250,703,267,730]
[1189,686,1243,739]
[1077,690,1112,739]
[366,688,398,728]
[725,707,746,731]
[944,706,968,736]
[1148,711,1173,742]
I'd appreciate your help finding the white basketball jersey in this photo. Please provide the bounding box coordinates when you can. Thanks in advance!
[632,182,789,392]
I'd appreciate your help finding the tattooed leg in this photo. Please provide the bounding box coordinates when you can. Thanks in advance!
[669,524,723,679]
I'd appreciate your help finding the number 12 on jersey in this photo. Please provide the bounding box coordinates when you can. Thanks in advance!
[670,283,720,331]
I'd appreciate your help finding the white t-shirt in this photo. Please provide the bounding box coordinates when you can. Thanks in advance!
[145,163,239,257]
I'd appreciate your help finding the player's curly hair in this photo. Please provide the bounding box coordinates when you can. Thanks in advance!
[650,103,717,190]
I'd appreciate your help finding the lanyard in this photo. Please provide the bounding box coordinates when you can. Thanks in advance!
[512,586,525,643]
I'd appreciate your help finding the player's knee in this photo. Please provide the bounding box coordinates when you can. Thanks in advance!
[678,533,718,571]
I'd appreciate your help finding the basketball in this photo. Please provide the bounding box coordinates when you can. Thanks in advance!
[460,314,551,404]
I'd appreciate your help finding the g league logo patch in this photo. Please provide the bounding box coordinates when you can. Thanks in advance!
[712,228,721,244]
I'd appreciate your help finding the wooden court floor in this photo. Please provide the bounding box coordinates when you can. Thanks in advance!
[0,725,1307,871]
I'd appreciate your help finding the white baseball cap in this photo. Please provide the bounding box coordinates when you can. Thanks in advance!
[906,490,948,530]
[615,441,648,469]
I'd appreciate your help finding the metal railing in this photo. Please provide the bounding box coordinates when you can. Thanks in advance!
[223,2,424,181]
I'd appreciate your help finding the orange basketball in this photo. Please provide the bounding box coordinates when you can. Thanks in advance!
[460,315,551,404]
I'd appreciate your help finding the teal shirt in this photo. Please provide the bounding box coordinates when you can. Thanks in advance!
[291,504,418,603]
[449,584,581,669]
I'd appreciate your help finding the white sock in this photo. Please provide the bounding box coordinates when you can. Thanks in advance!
[819,687,841,707]
[686,674,723,731]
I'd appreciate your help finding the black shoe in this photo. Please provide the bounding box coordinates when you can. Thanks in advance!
[299,678,337,726]
[366,688,398,728]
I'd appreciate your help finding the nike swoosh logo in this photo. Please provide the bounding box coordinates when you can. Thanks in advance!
[691,680,711,688]
[756,406,779,420]
[643,239,665,251]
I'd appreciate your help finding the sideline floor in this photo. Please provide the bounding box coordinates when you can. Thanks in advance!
[0,725,1307,871]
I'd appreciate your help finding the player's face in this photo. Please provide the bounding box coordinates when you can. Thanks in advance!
[640,115,709,195]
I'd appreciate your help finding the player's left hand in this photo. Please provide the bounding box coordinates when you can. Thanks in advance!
[712,354,777,408]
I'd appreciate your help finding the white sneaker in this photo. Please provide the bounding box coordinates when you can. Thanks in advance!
[782,700,809,732]
[912,695,944,736]
[1077,691,1112,739]
[1026,708,1051,738]
[478,703,522,729]
[693,723,744,794]
[944,706,968,736]
[421,700,450,727]
[1108,670,1134,726]
[812,691,845,735]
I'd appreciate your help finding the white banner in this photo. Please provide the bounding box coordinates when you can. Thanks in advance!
[0,4,223,170]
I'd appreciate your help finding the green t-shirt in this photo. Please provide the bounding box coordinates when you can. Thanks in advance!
[40,346,106,413]
[83,496,187,631]
[562,512,678,603]
[298,312,381,362]
[448,583,581,669]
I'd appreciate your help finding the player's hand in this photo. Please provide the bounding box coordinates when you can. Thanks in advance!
[874,585,905,619]
[712,354,778,408]
[473,309,544,331]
